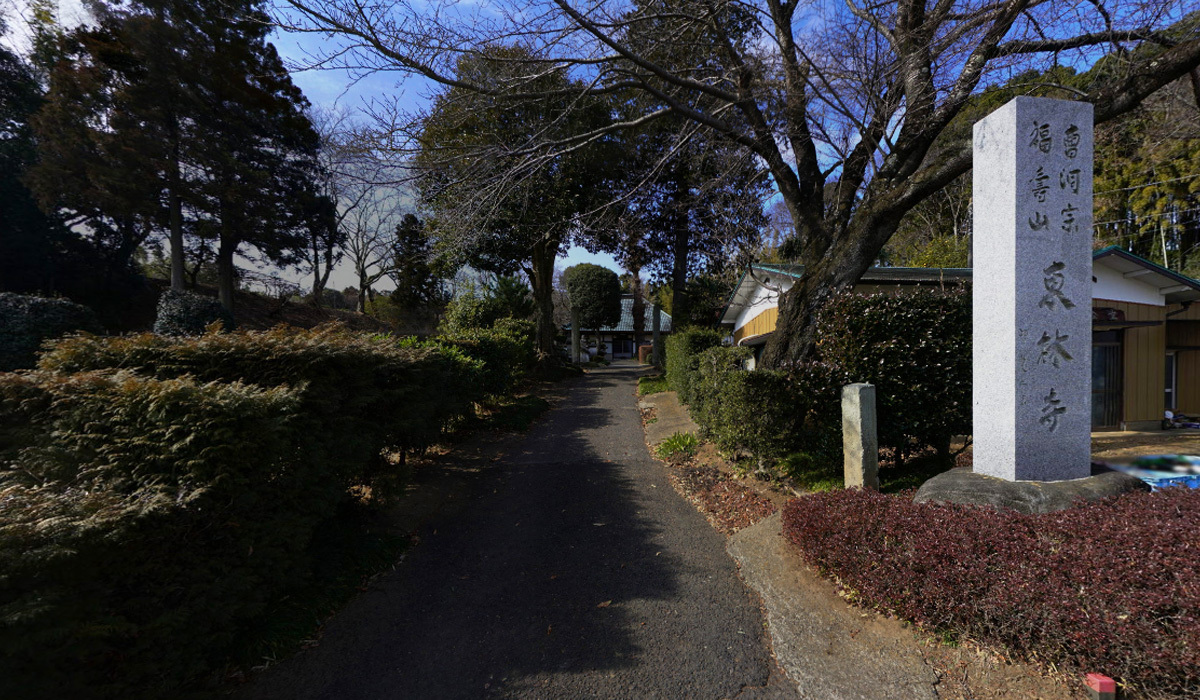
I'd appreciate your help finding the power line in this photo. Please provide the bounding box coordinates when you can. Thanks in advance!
[1095,173,1200,197]
[1093,205,1200,228]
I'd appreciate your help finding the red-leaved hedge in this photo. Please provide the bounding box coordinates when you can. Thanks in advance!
[782,489,1200,698]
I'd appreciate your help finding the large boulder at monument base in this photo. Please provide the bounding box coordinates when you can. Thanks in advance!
[914,467,1149,514]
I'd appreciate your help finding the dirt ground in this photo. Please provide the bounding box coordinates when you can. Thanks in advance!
[1091,429,1200,461]
[952,430,1200,470]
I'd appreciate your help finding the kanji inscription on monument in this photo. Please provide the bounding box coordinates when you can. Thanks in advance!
[973,97,1093,481]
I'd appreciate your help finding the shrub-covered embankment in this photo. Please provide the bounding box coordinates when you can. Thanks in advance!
[0,323,532,698]
[783,489,1200,698]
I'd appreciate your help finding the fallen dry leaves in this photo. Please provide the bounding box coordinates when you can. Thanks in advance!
[665,462,777,535]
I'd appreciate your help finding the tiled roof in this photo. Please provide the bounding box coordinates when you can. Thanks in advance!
[574,296,672,333]
[619,297,671,333]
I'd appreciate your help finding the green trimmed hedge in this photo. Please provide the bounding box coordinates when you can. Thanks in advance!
[664,326,723,404]
[688,346,848,471]
[814,289,971,461]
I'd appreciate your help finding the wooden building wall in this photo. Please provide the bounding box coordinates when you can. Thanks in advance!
[1094,300,1166,427]
[1168,312,1200,415]
[733,307,777,345]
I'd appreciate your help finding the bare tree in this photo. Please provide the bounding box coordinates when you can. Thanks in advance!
[300,108,351,304]
[311,110,412,312]
[344,188,406,312]
[279,0,1200,365]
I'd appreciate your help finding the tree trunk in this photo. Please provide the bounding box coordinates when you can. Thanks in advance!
[310,231,336,305]
[310,237,325,306]
[357,267,372,313]
[529,236,561,368]
[631,269,645,349]
[571,307,581,363]
[216,234,237,315]
[670,206,690,327]
[760,216,902,368]
[158,4,185,293]
[168,146,185,292]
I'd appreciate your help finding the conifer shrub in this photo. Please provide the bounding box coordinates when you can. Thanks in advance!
[0,292,103,371]
[152,289,235,336]
[493,317,537,356]
[664,326,723,404]
[436,327,529,397]
[0,370,311,698]
[3,325,501,697]
[39,324,484,480]
[783,488,1200,698]
[438,288,507,333]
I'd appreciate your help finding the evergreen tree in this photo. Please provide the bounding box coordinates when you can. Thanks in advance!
[563,264,622,331]
[0,11,82,294]
[27,0,332,312]
[598,0,770,324]
[389,213,443,308]
[487,275,535,320]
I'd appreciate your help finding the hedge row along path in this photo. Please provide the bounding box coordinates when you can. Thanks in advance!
[237,362,799,699]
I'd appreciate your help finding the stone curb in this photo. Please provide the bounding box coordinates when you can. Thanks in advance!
[727,514,939,699]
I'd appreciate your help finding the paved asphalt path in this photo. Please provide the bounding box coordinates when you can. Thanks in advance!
[237,363,799,699]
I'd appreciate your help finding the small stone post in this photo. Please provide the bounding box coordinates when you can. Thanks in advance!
[570,307,582,364]
[973,97,1093,481]
[842,383,879,491]
[651,302,663,367]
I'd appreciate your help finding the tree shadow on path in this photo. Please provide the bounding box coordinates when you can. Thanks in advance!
[237,366,775,699]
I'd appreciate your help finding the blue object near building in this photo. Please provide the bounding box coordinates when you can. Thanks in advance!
[1104,455,1200,490]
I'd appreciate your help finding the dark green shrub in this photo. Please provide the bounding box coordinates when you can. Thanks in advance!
[664,326,723,404]
[152,289,235,336]
[813,288,971,461]
[778,360,851,470]
[687,289,968,476]
[691,346,798,464]
[0,370,312,698]
[493,317,537,349]
[562,263,621,330]
[39,324,484,479]
[438,326,531,397]
[0,293,102,371]
[439,288,507,334]
[689,347,845,473]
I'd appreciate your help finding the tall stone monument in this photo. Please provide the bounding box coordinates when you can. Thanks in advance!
[973,97,1093,482]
